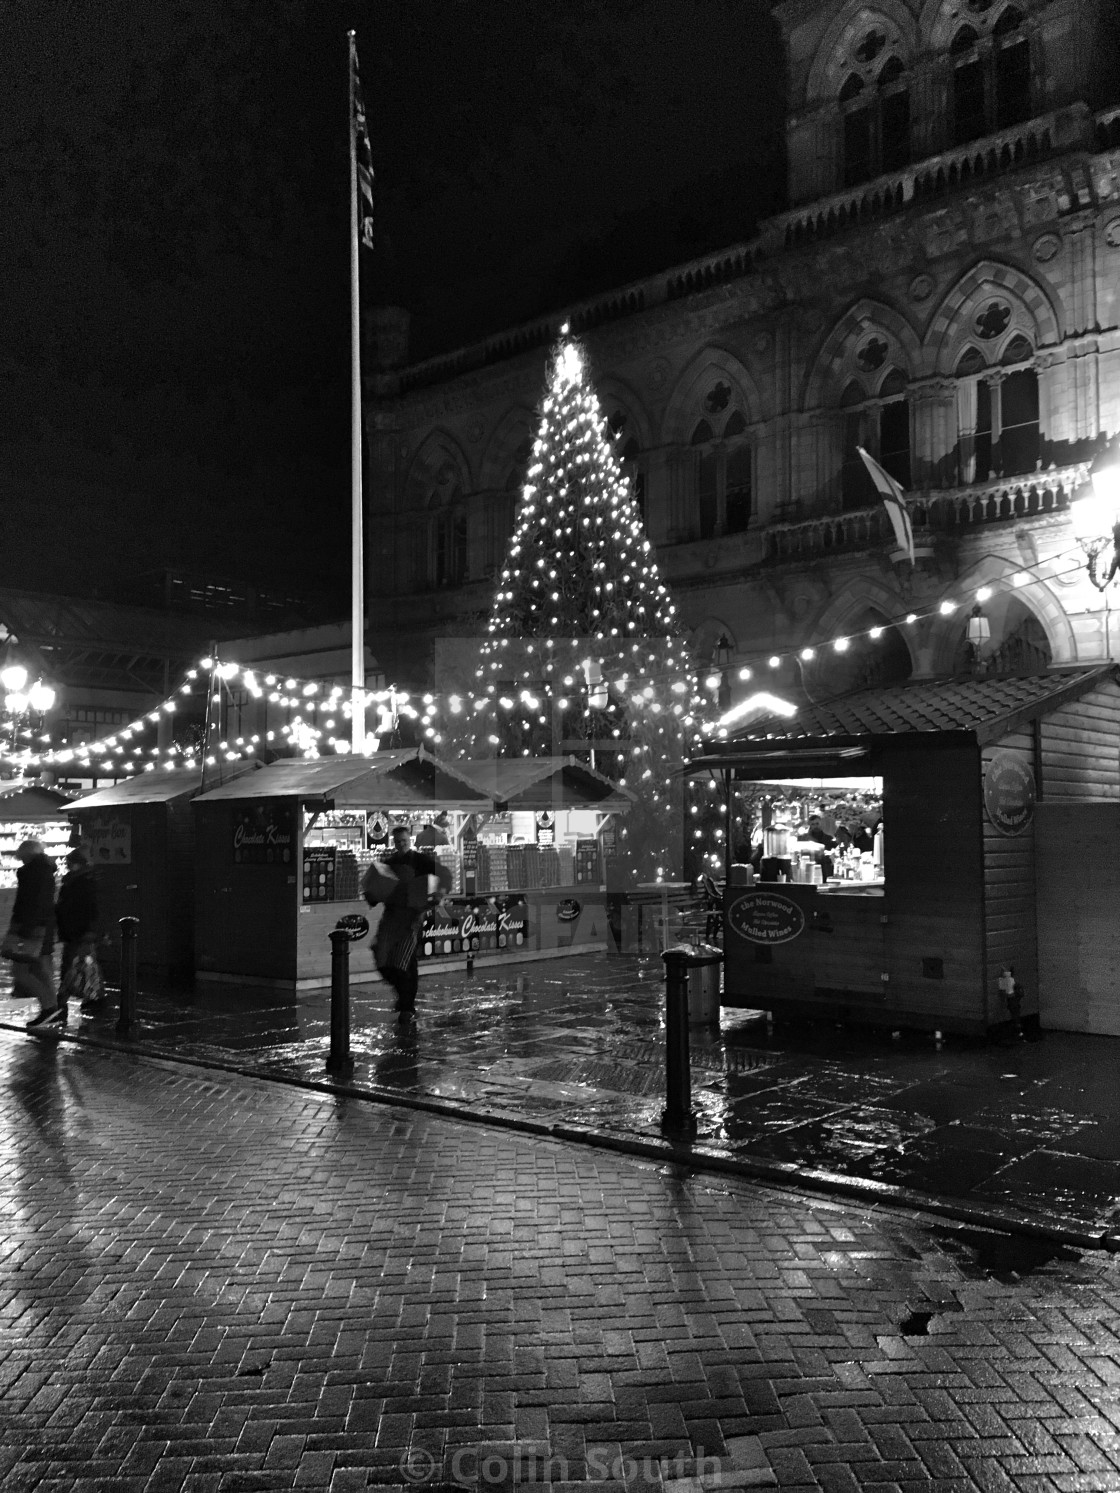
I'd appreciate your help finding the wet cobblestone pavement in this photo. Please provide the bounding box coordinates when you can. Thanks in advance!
[3,952,1120,1249]
[5,1027,1120,1491]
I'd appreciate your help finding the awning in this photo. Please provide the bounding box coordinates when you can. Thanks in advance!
[0,784,77,822]
[688,667,1120,779]
[457,756,634,811]
[193,749,491,811]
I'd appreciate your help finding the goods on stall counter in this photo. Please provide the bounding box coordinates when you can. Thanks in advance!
[487,845,509,891]
[540,846,561,887]
[302,846,336,901]
[433,845,460,894]
[574,838,602,884]
[557,846,575,885]
[335,848,360,900]
[506,845,526,889]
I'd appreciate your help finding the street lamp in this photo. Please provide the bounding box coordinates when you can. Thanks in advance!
[1069,440,1120,590]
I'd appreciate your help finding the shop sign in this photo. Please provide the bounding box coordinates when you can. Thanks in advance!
[233,806,294,864]
[984,748,1036,837]
[556,898,581,923]
[726,889,806,945]
[334,913,369,941]
[81,812,131,865]
[535,810,555,845]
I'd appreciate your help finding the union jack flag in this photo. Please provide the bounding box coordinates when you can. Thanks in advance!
[352,43,375,250]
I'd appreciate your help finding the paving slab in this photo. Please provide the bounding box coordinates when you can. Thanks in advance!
[4,1031,1120,1491]
[3,952,1119,1248]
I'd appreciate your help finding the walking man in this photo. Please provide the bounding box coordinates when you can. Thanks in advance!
[367,823,452,1013]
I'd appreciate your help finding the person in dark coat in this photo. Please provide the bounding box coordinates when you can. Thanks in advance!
[56,848,102,1011]
[8,837,59,1027]
[368,824,452,1013]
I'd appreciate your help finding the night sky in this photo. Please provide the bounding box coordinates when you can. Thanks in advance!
[0,0,782,610]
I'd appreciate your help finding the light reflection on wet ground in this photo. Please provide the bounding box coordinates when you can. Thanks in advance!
[3,951,1120,1238]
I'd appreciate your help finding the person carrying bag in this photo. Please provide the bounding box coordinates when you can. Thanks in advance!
[3,837,60,1029]
[56,847,103,1015]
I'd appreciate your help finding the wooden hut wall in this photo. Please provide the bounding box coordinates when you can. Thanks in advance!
[881,739,987,1028]
[981,729,1038,1018]
[162,798,197,979]
[193,802,298,980]
[1037,680,1120,799]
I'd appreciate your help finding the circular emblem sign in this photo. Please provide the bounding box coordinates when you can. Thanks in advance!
[556,898,581,923]
[984,749,1036,836]
[726,890,806,945]
[334,913,370,942]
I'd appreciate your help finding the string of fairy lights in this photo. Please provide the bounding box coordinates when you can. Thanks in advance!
[0,538,1096,780]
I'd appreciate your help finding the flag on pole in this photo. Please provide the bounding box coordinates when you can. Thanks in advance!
[351,44,375,250]
[857,446,915,563]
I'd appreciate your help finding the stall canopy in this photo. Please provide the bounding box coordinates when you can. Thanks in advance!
[688,667,1117,778]
[66,769,209,811]
[457,756,634,811]
[0,784,76,821]
[191,749,491,810]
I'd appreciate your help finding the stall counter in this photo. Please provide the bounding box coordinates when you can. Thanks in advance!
[293,887,610,990]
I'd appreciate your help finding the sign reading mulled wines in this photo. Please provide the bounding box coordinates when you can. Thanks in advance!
[726,889,806,945]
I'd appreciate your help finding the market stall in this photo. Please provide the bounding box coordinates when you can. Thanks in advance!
[688,667,1120,1036]
[0,784,76,932]
[443,757,632,963]
[191,750,491,989]
[65,769,225,985]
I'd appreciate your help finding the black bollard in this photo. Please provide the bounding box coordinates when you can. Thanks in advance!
[117,916,139,1036]
[326,928,355,1077]
[660,949,698,1137]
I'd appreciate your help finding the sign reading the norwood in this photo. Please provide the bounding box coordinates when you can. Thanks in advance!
[726,889,806,945]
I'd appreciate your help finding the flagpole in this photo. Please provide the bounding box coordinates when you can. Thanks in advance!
[348,30,366,755]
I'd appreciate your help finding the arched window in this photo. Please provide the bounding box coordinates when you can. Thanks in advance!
[620,436,647,527]
[839,370,910,511]
[492,438,530,572]
[690,411,751,541]
[952,7,1030,146]
[840,51,911,186]
[953,334,1038,482]
[723,412,752,534]
[430,485,467,589]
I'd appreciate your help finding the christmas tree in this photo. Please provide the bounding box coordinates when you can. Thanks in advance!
[443,327,701,880]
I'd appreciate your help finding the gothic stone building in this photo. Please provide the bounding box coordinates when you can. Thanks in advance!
[363,0,1120,708]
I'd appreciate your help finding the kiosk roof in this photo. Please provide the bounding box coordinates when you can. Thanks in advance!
[456,756,634,810]
[192,750,491,809]
[690,667,1120,775]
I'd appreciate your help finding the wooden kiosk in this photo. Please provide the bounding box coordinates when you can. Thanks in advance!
[0,784,76,933]
[66,767,253,985]
[443,757,632,963]
[191,750,490,990]
[688,668,1120,1036]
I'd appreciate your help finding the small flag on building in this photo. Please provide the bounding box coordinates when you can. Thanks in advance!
[857,446,915,563]
[352,44,375,250]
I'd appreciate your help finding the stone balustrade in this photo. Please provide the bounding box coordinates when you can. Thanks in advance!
[764,462,1089,564]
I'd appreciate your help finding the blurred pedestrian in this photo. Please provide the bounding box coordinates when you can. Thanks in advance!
[4,838,60,1030]
[372,824,452,1014]
[56,848,103,1013]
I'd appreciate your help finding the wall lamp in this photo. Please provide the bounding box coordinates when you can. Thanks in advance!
[1069,440,1120,590]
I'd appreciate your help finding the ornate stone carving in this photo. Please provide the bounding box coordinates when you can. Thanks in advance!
[1032,232,1061,262]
